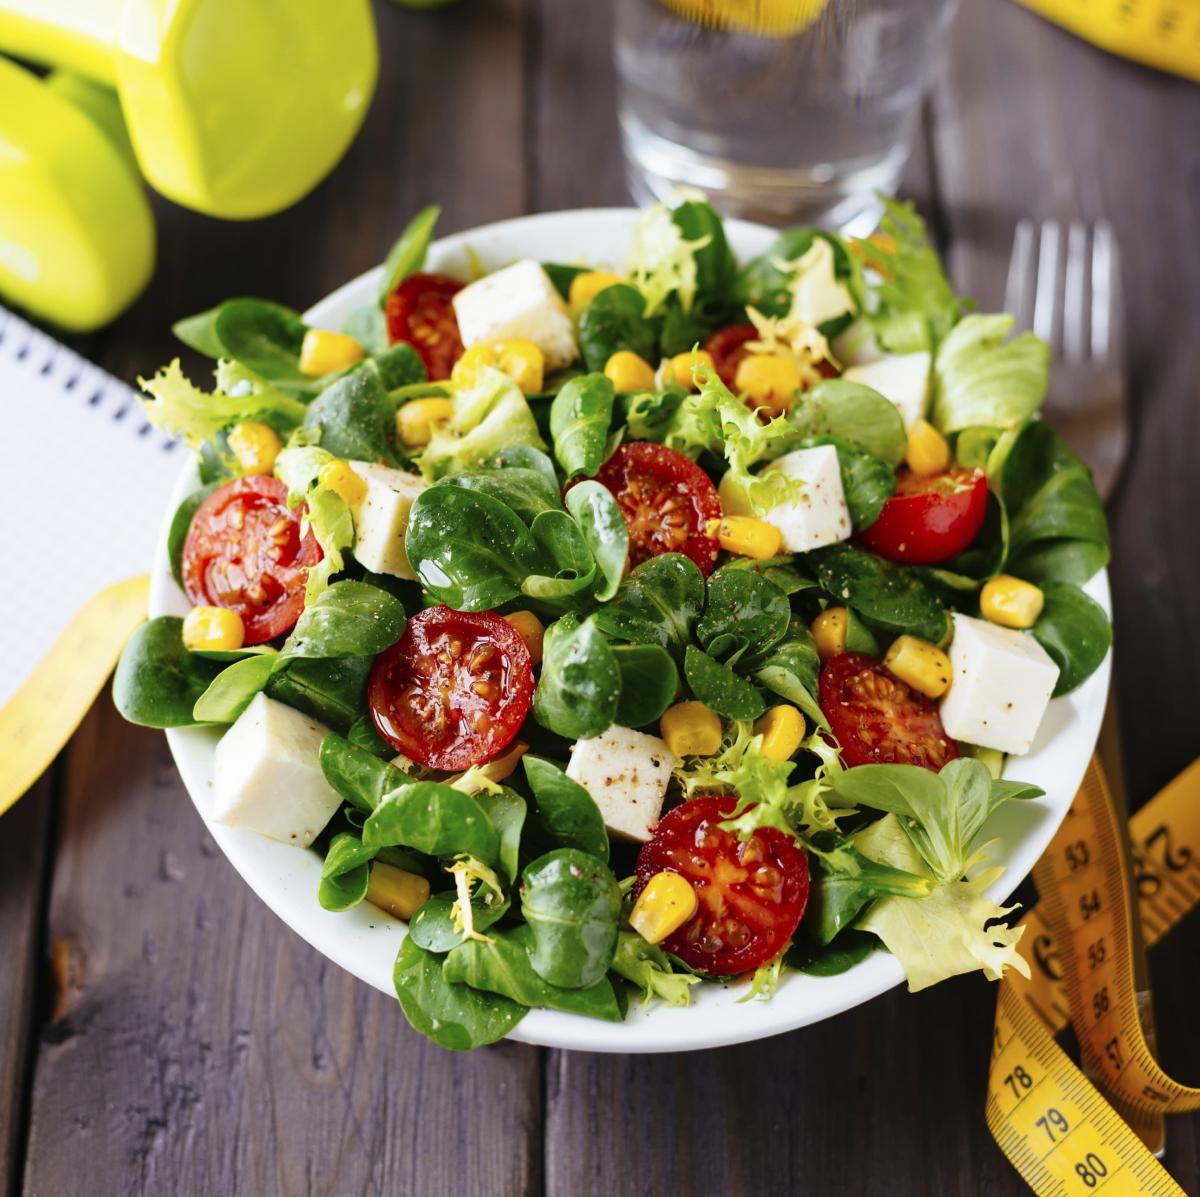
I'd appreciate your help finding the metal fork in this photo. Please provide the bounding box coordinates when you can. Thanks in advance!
[1004,219,1128,500]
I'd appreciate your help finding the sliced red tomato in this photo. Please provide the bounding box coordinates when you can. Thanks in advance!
[384,272,464,380]
[820,651,959,771]
[702,323,757,389]
[594,441,721,576]
[858,468,988,565]
[182,475,320,645]
[368,605,533,771]
[636,795,809,977]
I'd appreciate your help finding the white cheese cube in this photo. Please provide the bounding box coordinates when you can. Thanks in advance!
[451,259,578,371]
[840,350,931,431]
[212,694,341,846]
[761,444,852,553]
[938,613,1061,756]
[565,725,678,843]
[842,352,931,429]
[347,461,427,580]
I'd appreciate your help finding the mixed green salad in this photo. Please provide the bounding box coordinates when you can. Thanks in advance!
[113,198,1112,1050]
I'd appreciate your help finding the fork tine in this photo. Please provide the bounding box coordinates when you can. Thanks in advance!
[1005,218,1036,331]
[1033,219,1061,347]
[1091,219,1118,364]
[1063,221,1088,361]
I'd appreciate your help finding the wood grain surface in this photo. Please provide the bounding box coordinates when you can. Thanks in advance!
[3,1,1199,1194]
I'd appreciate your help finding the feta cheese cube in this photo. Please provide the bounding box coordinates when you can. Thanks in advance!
[761,444,852,553]
[565,725,678,842]
[347,461,427,580]
[843,352,931,429]
[212,694,341,846]
[451,260,578,371]
[938,613,1061,756]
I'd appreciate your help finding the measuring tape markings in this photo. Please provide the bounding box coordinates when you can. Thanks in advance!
[986,757,1200,1194]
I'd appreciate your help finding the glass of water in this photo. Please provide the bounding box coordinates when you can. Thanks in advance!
[614,0,958,232]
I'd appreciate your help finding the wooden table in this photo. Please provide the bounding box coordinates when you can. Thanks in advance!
[3,2,1199,1192]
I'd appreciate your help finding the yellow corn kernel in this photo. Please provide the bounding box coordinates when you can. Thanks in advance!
[365,862,431,921]
[884,634,953,699]
[504,610,545,666]
[755,705,806,762]
[498,339,545,394]
[396,397,455,448]
[604,350,657,392]
[660,700,723,758]
[181,605,245,652]
[227,421,281,474]
[568,270,624,319]
[734,353,803,416]
[299,328,365,377]
[980,574,1045,629]
[629,871,698,945]
[904,418,950,476]
[713,515,782,560]
[317,459,368,507]
[450,343,499,386]
[667,349,716,390]
[811,607,848,662]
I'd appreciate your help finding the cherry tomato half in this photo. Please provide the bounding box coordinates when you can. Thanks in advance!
[636,795,809,977]
[702,323,757,389]
[595,441,721,576]
[858,468,988,565]
[820,652,959,771]
[384,272,465,380]
[182,475,320,645]
[368,605,533,771]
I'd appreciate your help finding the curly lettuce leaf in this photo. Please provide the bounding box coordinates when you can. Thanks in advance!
[626,202,711,317]
[274,444,354,601]
[138,358,306,455]
[853,815,1030,992]
[611,930,699,1007]
[775,235,857,330]
[931,313,1050,434]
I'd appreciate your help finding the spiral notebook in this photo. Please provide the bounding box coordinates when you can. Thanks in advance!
[0,305,182,708]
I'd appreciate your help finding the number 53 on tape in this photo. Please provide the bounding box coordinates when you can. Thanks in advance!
[988,757,1200,1195]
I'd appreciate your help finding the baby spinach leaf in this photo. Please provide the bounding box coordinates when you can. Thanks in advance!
[442,467,561,523]
[520,848,622,989]
[579,284,659,372]
[342,304,388,354]
[658,296,716,358]
[939,490,1009,581]
[346,713,394,759]
[407,891,510,953]
[533,615,621,739]
[807,544,950,644]
[318,864,370,912]
[444,926,625,1022]
[541,261,587,301]
[590,553,705,659]
[379,204,439,301]
[744,619,828,731]
[363,781,500,864]
[1032,581,1112,696]
[392,936,526,1051]
[214,299,311,387]
[264,655,373,734]
[802,436,896,532]
[621,384,687,442]
[1008,538,1109,587]
[613,643,679,727]
[684,646,767,720]
[405,485,545,611]
[302,367,398,464]
[166,483,218,587]
[787,379,907,467]
[477,787,527,884]
[372,343,427,391]
[786,927,880,976]
[696,569,791,661]
[320,734,409,814]
[550,373,616,478]
[112,617,224,728]
[524,510,597,600]
[282,580,407,660]
[192,653,279,723]
[719,554,815,597]
[484,443,561,490]
[564,481,628,602]
[672,199,738,308]
[523,755,610,861]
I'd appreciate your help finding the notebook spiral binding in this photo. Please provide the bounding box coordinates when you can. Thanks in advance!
[0,304,177,454]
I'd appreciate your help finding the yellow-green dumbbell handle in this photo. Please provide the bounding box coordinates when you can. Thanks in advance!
[0,0,378,220]
[0,57,154,330]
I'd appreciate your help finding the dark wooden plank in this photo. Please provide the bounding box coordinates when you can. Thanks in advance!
[0,779,52,1195]
[19,3,544,1194]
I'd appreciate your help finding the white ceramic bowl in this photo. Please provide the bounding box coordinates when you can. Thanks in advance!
[152,209,1112,1053]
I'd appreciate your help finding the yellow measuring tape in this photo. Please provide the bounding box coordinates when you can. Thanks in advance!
[988,756,1200,1194]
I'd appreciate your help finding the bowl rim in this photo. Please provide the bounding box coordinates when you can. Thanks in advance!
[153,206,1112,1053]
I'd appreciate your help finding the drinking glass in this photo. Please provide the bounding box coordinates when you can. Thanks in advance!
[614,0,958,232]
